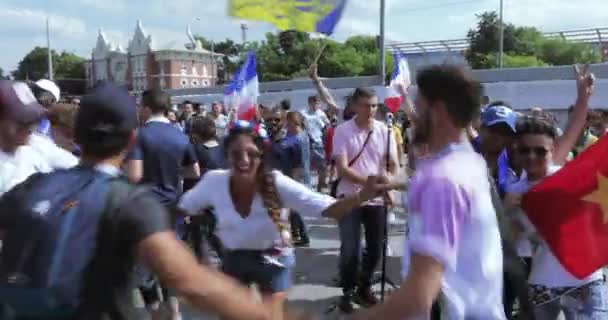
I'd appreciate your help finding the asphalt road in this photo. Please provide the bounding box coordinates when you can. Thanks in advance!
[178,201,409,320]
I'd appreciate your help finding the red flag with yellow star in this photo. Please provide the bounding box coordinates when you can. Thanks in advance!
[522,134,608,279]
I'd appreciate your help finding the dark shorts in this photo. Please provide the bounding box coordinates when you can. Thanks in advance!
[222,251,295,294]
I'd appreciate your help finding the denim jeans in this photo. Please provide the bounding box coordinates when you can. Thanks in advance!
[532,280,608,320]
[338,205,386,292]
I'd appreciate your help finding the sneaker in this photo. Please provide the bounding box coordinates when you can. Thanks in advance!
[355,287,378,307]
[293,237,310,247]
[338,291,355,314]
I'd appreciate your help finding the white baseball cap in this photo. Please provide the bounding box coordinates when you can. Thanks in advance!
[35,79,60,102]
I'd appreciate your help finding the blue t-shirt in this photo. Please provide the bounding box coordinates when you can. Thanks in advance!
[127,121,197,204]
[37,118,52,137]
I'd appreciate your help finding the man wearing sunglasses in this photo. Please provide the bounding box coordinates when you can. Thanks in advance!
[474,104,536,319]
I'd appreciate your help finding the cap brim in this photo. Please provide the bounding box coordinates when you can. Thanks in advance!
[484,119,516,133]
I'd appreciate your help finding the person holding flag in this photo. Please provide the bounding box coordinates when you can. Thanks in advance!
[224,50,259,122]
[505,65,604,319]
[384,51,411,115]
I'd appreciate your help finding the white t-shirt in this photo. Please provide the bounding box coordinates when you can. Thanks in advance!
[0,146,51,195]
[512,166,604,288]
[301,109,329,145]
[214,114,229,137]
[28,133,78,170]
[178,170,335,250]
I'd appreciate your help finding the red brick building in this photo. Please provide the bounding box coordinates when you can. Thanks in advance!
[84,20,221,92]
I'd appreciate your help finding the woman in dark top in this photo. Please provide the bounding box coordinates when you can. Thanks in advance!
[184,116,226,264]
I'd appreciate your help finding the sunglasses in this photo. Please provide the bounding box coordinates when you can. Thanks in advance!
[229,150,262,161]
[265,118,281,124]
[518,146,549,157]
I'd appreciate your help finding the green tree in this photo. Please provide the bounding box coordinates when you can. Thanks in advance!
[194,36,244,84]
[0,67,7,80]
[12,47,85,80]
[465,11,601,69]
[55,52,85,79]
[537,38,601,65]
[12,47,54,80]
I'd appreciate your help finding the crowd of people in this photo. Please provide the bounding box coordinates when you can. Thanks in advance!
[0,61,604,320]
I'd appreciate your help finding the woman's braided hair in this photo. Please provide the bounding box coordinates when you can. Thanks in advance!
[224,122,290,243]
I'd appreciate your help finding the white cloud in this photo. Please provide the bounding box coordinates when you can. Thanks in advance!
[79,0,127,12]
[0,5,87,39]
[503,0,608,32]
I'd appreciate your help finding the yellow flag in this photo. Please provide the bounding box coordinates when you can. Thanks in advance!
[229,0,347,35]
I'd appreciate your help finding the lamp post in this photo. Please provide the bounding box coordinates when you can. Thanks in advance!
[46,17,54,80]
[379,0,386,84]
[498,0,504,69]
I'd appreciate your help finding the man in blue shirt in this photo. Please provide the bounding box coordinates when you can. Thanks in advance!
[125,88,199,319]
[474,103,518,196]
[126,89,200,205]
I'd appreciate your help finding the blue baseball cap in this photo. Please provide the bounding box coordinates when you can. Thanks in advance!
[481,105,517,133]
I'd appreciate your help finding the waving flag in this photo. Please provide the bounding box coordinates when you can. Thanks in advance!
[384,51,411,113]
[224,50,259,121]
[522,135,608,278]
[229,0,348,35]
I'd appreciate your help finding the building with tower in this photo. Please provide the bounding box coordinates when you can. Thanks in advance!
[84,20,222,92]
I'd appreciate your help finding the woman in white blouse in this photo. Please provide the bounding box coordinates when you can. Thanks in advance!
[179,120,391,318]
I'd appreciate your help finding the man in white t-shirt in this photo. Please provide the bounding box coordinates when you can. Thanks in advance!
[210,101,229,137]
[301,95,330,191]
[0,81,52,195]
[355,66,505,319]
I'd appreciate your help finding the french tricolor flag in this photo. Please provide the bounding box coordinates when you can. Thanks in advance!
[384,51,411,113]
[224,50,259,121]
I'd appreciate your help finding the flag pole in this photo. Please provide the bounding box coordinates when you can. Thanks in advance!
[379,0,386,85]
[46,17,54,80]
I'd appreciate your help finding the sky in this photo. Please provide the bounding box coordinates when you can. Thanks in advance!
[1,0,607,74]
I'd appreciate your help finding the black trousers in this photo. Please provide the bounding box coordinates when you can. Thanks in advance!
[338,205,386,292]
[289,211,309,240]
[503,257,533,319]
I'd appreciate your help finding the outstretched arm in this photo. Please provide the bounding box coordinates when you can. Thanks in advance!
[309,63,338,112]
[553,64,594,165]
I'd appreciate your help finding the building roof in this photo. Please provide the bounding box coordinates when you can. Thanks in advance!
[92,20,223,58]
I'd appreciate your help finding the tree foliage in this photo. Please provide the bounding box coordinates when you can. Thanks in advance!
[12,47,85,80]
[0,67,7,80]
[196,32,392,83]
[466,11,601,69]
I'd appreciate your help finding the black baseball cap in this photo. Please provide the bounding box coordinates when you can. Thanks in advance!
[75,84,138,141]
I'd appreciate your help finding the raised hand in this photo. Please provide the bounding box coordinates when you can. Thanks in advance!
[574,64,594,102]
[308,63,319,81]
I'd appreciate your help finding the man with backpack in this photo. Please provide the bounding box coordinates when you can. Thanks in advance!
[0,84,296,320]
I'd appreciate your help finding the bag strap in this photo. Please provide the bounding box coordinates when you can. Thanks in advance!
[347,130,374,167]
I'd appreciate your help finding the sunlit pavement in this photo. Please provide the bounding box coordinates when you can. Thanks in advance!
[178,196,409,320]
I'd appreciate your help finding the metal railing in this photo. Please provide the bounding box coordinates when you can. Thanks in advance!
[387,27,608,54]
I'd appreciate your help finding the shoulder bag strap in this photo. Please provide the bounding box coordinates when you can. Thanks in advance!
[347,130,374,167]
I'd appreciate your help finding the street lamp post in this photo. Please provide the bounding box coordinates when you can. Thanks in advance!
[498,0,504,69]
[46,17,54,80]
[379,0,386,84]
